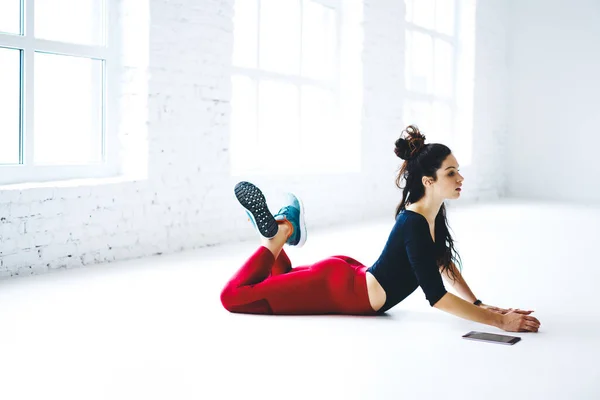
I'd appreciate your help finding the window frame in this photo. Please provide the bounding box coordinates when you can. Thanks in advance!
[0,0,120,186]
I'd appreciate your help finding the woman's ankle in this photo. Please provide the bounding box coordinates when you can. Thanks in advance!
[277,220,294,239]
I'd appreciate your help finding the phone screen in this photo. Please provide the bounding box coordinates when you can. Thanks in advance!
[462,331,521,345]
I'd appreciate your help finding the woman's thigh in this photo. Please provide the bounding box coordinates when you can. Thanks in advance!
[252,257,357,314]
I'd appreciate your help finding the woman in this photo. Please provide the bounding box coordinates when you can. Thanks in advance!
[220,125,541,333]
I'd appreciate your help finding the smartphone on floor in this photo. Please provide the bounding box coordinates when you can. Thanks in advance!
[462,331,521,345]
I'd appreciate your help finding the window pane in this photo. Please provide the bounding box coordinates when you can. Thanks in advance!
[435,0,455,36]
[302,0,336,81]
[406,30,433,94]
[301,85,336,163]
[258,80,299,158]
[259,0,301,75]
[0,1,21,34]
[413,0,434,29]
[35,0,104,46]
[230,75,257,172]
[404,99,431,131]
[432,101,452,143]
[233,0,258,68]
[0,47,21,164]
[34,53,103,165]
[434,38,453,98]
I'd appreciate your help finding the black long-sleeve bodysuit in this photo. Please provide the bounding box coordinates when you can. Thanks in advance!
[367,210,448,313]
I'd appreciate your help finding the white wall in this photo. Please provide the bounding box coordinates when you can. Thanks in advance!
[0,0,510,278]
[507,0,600,202]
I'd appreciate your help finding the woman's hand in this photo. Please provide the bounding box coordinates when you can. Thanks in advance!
[500,310,541,332]
[481,304,534,315]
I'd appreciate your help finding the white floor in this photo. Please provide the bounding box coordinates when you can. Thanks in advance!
[0,200,599,400]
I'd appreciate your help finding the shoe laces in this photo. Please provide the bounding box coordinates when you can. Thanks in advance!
[276,206,294,218]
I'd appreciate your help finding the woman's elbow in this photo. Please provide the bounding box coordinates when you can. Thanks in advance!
[431,291,451,308]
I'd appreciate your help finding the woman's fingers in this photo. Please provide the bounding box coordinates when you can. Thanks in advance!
[518,322,538,332]
[524,321,539,332]
[522,316,541,332]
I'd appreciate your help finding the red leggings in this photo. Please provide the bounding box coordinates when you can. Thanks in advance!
[220,246,378,315]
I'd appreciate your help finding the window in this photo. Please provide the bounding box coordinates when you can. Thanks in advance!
[231,0,361,175]
[404,0,474,165]
[0,0,119,186]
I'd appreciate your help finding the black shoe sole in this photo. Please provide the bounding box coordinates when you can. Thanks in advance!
[234,181,279,239]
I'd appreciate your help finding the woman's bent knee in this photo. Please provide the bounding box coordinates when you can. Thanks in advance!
[220,286,273,314]
[220,286,235,312]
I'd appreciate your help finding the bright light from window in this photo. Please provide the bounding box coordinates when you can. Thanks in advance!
[34,0,104,45]
[404,0,475,164]
[0,47,20,164]
[231,0,363,175]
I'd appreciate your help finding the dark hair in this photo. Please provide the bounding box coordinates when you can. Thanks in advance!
[394,125,463,282]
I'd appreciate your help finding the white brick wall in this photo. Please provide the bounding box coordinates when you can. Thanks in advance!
[0,0,509,278]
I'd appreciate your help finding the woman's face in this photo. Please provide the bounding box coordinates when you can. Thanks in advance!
[432,153,464,199]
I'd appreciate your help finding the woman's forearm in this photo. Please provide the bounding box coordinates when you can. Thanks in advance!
[434,292,503,328]
[442,262,477,303]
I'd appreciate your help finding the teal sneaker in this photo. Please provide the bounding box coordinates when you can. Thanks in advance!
[234,181,278,239]
[274,193,307,247]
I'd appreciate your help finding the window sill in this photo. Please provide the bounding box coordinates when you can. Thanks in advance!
[0,174,146,192]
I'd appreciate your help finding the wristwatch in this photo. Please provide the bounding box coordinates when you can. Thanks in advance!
[473,299,483,306]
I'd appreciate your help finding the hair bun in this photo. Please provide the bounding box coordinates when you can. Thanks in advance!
[394,125,426,160]
[394,138,411,160]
